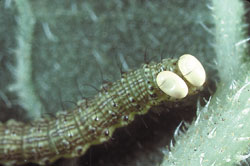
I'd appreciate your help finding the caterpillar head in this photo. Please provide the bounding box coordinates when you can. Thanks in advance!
[156,54,206,99]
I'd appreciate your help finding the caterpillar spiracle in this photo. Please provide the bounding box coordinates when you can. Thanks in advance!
[0,54,206,166]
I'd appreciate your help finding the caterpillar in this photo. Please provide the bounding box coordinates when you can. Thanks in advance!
[0,54,206,166]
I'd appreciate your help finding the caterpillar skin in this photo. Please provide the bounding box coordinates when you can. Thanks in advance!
[0,55,205,166]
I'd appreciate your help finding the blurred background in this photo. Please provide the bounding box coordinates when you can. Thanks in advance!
[0,0,249,166]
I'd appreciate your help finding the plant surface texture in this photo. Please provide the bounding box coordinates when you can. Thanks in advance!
[0,0,249,166]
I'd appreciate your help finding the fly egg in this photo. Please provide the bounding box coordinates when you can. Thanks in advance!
[156,71,188,99]
[177,54,206,87]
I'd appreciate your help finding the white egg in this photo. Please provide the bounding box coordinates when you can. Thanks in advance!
[156,71,188,99]
[178,54,206,87]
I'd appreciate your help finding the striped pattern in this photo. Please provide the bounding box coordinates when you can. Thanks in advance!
[0,57,203,165]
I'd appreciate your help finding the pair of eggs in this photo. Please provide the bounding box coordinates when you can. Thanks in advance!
[156,54,206,99]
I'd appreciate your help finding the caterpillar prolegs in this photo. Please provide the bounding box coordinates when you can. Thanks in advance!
[0,54,206,166]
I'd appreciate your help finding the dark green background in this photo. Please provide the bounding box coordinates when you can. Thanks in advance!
[0,0,248,166]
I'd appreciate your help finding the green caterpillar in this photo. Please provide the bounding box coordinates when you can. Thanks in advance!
[0,54,206,166]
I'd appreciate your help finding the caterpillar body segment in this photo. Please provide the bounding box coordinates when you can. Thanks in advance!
[0,55,206,166]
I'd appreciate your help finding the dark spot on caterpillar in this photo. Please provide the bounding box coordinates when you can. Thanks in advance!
[38,144,43,150]
[123,115,129,121]
[89,127,97,133]
[111,101,118,107]
[100,82,112,92]
[62,140,70,148]
[104,130,109,136]
[110,112,116,117]
[68,132,73,138]
[129,97,135,103]
[0,55,206,166]
[150,93,157,98]
[76,146,83,156]
[149,85,154,91]
[136,104,141,109]
[143,64,149,68]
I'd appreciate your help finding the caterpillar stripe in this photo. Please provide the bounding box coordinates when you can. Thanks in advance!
[0,54,206,166]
